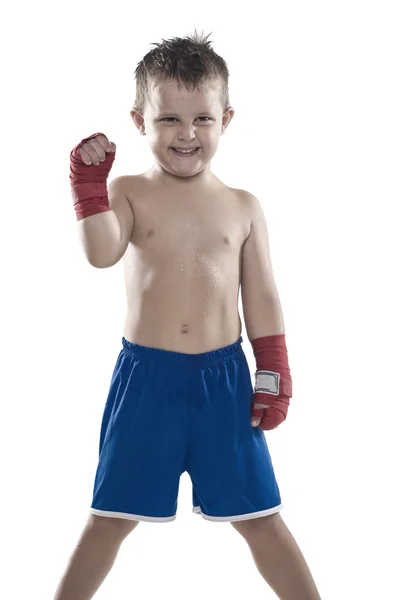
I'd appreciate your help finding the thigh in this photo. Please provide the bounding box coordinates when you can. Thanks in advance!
[87,513,139,536]
[91,347,189,520]
[231,512,283,538]
[187,351,282,519]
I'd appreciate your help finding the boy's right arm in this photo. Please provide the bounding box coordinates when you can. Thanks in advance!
[70,133,135,268]
[77,176,135,268]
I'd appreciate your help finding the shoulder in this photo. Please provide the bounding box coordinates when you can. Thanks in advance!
[230,187,261,207]
[225,188,263,242]
[230,187,265,222]
[109,174,144,193]
[108,174,148,209]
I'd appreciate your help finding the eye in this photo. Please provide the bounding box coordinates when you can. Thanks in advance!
[160,116,212,123]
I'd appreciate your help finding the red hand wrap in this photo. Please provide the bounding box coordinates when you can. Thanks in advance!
[69,132,115,221]
[251,334,293,430]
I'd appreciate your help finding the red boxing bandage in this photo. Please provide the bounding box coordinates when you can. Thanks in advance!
[251,334,293,430]
[69,132,115,221]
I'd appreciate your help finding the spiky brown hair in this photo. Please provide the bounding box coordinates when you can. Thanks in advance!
[133,30,230,114]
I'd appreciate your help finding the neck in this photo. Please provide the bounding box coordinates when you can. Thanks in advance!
[148,161,215,186]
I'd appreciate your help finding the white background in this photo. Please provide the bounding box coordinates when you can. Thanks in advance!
[1,1,399,599]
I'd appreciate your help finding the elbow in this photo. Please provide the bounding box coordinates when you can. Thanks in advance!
[87,251,122,269]
[84,238,126,269]
[88,261,113,269]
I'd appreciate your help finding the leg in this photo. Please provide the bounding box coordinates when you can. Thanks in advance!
[53,514,139,600]
[231,512,321,600]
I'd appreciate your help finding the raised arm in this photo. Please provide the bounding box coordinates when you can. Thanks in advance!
[70,133,135,268]
[77,175,135,268]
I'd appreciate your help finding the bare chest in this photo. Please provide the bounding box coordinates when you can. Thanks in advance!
[126,182,249,272]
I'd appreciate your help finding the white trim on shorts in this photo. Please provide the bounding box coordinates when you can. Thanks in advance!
[90,507,176,522]
[192,504,283,522]
[89,504,283,523]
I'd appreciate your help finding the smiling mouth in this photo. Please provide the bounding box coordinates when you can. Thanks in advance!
[170,147,200,156]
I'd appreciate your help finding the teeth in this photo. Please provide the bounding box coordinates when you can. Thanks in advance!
[174,148,197,154]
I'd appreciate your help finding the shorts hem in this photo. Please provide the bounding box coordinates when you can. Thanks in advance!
[90,507,176,523]
[192,503,283,522]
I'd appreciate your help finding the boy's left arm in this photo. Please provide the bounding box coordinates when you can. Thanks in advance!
[239,191,293,430]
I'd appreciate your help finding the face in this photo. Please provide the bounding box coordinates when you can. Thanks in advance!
[131,79,234,180]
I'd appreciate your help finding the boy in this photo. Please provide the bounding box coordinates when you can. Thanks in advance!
[55,32,321,600]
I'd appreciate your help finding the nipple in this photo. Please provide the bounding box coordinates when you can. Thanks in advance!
[180,324,189,334]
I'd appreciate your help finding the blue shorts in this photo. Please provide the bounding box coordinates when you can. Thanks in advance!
[90,336,283,523]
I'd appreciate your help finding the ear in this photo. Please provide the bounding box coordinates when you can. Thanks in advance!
[130,110,146,135]
[221,107,235,134]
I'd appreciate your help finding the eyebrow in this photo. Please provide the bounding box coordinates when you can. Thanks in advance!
[157,110,214,117]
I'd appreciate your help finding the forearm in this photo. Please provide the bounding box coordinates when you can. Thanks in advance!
[77,210,122,268]
[245,295,286,343]
[70,133,121,268]
[246,296,292,430]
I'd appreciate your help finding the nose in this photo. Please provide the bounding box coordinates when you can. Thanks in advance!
[177,123,196,142]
